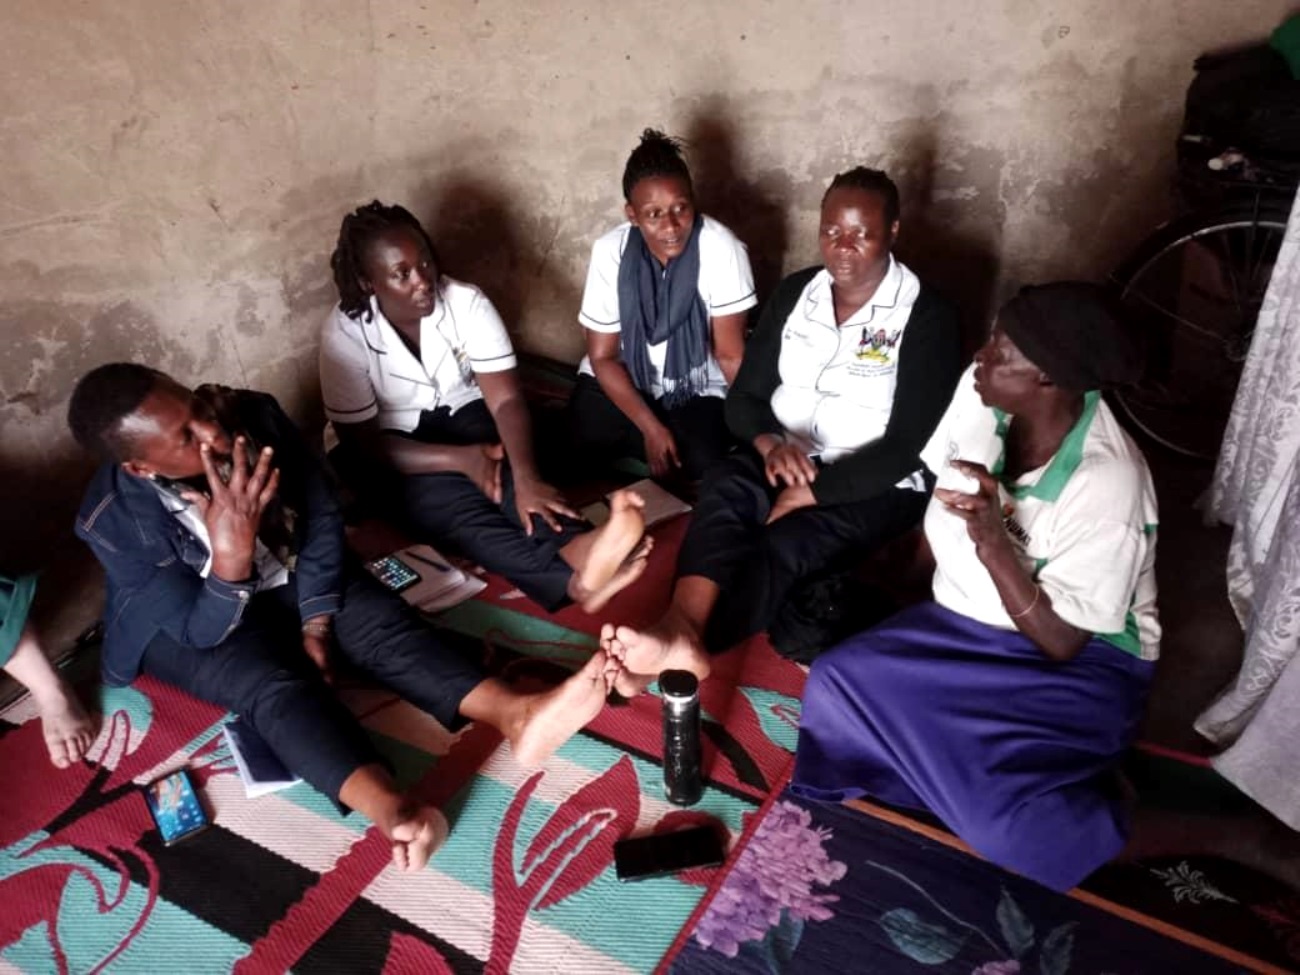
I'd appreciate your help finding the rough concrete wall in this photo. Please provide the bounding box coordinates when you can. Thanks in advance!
[1,0,1292,562]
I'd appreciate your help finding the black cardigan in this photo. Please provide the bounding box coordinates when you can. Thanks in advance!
[725,265,964,506]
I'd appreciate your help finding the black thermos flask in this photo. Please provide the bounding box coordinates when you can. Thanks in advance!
[660,669,703,806]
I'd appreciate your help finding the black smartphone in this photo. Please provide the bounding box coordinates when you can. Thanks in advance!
[613,823,726,882]
[365,554,421,593]
[144,769,211,845]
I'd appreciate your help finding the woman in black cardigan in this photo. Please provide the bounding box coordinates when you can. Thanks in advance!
[602,167,962,694]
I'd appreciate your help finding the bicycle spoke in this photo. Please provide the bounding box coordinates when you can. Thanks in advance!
[1111,204,1291,461]
[1247,226,1282,304]
[1123,283,1236,343]
[1203,229,1246,326]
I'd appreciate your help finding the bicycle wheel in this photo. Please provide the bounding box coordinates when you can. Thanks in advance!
[1108,199,1291,461]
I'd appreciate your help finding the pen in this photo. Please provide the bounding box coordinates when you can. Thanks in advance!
[404,550,453,573]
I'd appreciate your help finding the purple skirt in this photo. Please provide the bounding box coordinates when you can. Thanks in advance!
[791,601,1154,892]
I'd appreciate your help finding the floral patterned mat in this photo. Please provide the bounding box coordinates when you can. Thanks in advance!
[669,791,1279,974]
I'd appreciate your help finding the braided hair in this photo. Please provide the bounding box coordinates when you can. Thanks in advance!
[68,362,168,460]
[330,201,441,322]
[621,129,693,202]
[823,167,901,226]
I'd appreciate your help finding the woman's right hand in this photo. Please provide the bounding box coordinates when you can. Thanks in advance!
[180,437,280,582]
[462,443,505,504]
[640,420,681,478]
[756,434,817,487]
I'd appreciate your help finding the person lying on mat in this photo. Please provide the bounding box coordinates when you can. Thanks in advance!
[322,200,650,615]
[602,166,961,694]
[566,128,758,483]
[68,363,627,873]
[790,283,1300,894]
[0,573,98,767]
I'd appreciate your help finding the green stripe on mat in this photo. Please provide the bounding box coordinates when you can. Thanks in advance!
[434,600,597,663]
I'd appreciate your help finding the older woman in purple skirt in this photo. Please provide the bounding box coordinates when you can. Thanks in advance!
[793,282,1163,892]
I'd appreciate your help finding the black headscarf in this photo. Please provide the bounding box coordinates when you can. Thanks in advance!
[998,282,1143,392]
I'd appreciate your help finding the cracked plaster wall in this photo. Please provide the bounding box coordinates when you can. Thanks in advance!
[1,0,1292,561]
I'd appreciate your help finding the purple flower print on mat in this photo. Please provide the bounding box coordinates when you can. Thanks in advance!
[693,799,847,959]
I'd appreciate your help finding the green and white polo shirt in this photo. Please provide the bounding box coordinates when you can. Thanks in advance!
[921,366,1160,660]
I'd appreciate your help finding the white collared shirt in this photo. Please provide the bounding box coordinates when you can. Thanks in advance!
[770,257,921,464]
[153,483,290,591]
[320,276,517,433]
[576,215,757,400]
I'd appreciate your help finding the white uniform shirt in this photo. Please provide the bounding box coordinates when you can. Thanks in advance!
[921,366,1161,660]
[154,484,290,591]
[577,215,757,400]
[770,257,922,467]
[320,276,517,433]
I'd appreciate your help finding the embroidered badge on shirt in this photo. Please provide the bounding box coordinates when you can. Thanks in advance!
[856,326,902,363]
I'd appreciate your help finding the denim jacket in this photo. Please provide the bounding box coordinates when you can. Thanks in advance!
[75,390,344,685]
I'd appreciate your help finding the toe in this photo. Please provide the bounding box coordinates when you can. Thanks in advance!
[48,740,71,769]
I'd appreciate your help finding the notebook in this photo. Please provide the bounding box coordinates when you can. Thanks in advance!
[222,717,301,799]
[582,478,692,529]
[387,543,488,612]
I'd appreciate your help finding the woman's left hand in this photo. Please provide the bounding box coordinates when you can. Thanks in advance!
[514,477,580,535]
[933,460,1011,553]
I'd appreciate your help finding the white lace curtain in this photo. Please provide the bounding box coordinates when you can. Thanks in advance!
[1196,189,1300,828]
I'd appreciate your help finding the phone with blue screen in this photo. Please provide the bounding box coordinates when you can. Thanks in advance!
[364,554,421,593]
[144,769,211,845]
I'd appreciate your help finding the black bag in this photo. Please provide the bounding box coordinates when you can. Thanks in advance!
[768,571,897,665]
[1182,46,1300,161]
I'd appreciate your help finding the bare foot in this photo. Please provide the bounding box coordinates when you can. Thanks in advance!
[579,535,654,614]
[510,650,613,766]
[38,683,99,769]
[570,490,646,611]
[602,623,655,698]
[388,805,450,873]
[610,606,712,687]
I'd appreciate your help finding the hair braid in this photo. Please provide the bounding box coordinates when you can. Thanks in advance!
[330,201,440,321]
[621,128,694,201]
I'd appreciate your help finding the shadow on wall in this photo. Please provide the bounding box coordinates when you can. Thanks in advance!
[684,102,1000,352]
[0,446,95,575]
[418,173,583,348]
[890,125,1003,358]
[0,443,112,656]
[685,111,791,307]
[0,297,211,570]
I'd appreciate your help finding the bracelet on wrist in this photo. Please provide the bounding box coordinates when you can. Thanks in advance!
[302,620,332,638]
[1007,586,1040,619]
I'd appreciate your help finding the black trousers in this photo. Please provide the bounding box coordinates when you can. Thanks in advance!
[566,374,734,482]
[677,452,931,654]
[333,401,586,610]
[140,564,486,803]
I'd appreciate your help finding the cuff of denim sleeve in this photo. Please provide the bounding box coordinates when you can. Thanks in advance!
[299,593,342,621]
[204,573,258,601]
